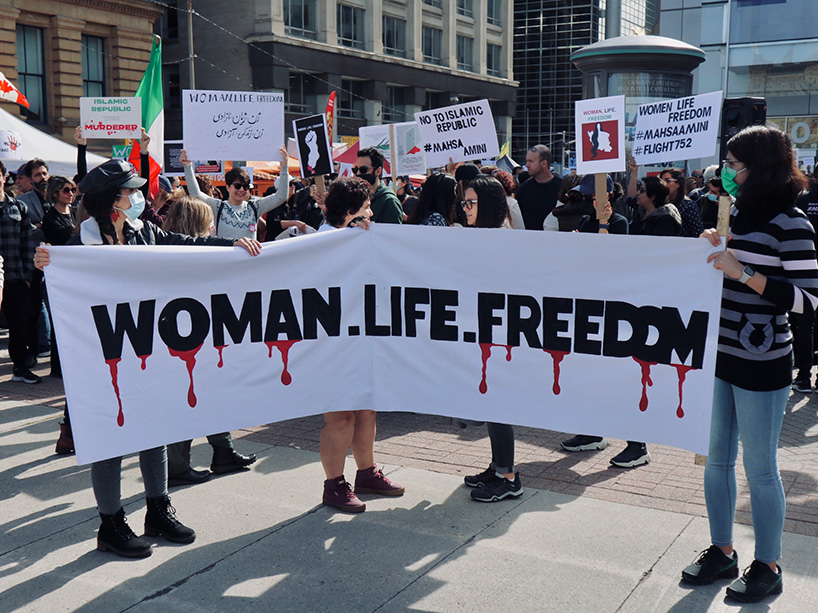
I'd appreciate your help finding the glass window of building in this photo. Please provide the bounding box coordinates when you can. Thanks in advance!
[487,0,502,26]
[456,36,473,71]
[383,86,405,123]
[337,4,365,49]
[487,43,501,77]
[163,0,179,39]
[729,0,816,44]
[338,79,365,118]
[457,0,474,18]
[15,25,45,122]
[287,72,316,113]
[81,36,105,98]
[383,16,406,57]
[422,27,442,65]
[423,0,443,8]
[285,0,316,39]
[166,64,181,110]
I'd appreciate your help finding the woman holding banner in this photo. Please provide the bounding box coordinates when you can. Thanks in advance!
[34,159,262,559]
[683,126,818,602]
[179,147,289,241]
[460,175,524,503]
[317,177,406,513]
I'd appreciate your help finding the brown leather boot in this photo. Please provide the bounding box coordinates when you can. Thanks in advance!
[55,421,74,455]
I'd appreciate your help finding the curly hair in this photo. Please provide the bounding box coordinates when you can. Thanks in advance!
[727,125,807,214]
[162,196,214,237]
[324,177,372,227]
[467,175,509,229]
[490,170,515,197]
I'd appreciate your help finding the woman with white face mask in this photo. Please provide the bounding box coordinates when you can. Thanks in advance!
[34,159,261,559]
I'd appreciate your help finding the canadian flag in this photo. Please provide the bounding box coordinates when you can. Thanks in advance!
[0,71,30,108]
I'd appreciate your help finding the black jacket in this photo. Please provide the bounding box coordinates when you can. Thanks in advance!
[68,217,235,247]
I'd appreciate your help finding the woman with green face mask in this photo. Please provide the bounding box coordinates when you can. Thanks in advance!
[682,126,817,603]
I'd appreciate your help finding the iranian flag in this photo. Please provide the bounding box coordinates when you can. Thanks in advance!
[129,36,164,197]
[0,71,29,108]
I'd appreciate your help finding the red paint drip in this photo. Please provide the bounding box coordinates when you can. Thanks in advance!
[478,343,513,394]
[543,350,570,395]
[633,357,657,412]
[168,344,203,407]
[105,358,124,427]
[138,354,149,371]
[672,364,695,418]
[216,345,227,368]
[264,340,301,385]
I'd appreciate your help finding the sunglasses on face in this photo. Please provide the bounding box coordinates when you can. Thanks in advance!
[231,182,250,191]
[351,166,373,175]
[61,185,77,194]
[461,198,478,211]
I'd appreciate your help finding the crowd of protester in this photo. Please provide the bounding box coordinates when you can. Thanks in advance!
[7,124,818,603]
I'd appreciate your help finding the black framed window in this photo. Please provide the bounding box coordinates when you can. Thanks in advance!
[15,25,45,122]
[284,0,317,39]
[383,86,405,123]
[337,4,365,49]
[456,36,473,71]
[487,0,502,26]
[383,16,406,57]
[287,72,316,114]
[487,44,501,77]
[423,0,442,7]
[82,35,105,97]
[457,0,474,18]
[338,79,364,118]
[422,27,442,65]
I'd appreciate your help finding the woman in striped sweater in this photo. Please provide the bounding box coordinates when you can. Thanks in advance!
[681,126,817,602]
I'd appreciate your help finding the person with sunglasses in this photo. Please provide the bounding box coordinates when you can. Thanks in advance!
[353,147,403,224]
[179,146,289,240]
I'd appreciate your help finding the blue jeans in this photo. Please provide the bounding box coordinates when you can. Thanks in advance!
[704,377,788,564]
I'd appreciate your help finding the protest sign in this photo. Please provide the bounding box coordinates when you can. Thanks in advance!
[393,121,427,175]
[575,95,626,175]
[45,227,721,465]
[182,90,285,161]
[414,99,499,168]
[633,91,723,166]
[359,124,392,177]
[0,129,23,158]
[80,97,141,139]
[293,114,333,178]
[163,140,184,176]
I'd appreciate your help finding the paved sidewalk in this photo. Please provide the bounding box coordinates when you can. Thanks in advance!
[2,332,818,610]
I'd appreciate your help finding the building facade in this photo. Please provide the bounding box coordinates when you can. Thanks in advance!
[1,0,163,143]
[511,0,660,168]
[660,0,818,168]
[161,0,518,146]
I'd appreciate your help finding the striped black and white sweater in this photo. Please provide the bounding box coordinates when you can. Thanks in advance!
[717,205,818,390]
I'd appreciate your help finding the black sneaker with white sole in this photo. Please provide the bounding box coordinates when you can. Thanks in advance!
[792,379,812,393]
[464,466,496,488]
[470,472,523,502]
[610,441,651,468]
[12,368,42,384]
[561,434,607,452]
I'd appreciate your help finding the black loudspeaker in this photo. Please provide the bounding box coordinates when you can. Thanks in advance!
[719,97,767,162]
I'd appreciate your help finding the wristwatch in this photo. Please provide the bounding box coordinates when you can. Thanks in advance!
[738,265,756,284]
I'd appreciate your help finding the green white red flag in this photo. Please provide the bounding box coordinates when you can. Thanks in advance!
[129,36,164,196]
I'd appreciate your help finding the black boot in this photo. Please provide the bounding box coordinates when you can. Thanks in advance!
[210,445,257,475]
[97,508,153,558]
[144,495,196,544]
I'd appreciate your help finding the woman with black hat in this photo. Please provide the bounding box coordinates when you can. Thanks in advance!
[34,159,261,559]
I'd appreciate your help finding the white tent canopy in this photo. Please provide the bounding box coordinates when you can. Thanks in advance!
[0,107,108,177]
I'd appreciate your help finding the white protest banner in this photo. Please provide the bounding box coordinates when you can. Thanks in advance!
[633,91,723,166]
[0,129,23,158]
[414,99,499,168]
[393,121,427,175]
[359,124,392,177]
[182,90,285,161]
[80,97,141,139]
[46,228,721,465]
[575,95,626,175]
[293,114,333,177]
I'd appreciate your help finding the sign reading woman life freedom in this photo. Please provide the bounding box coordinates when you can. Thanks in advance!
[182,89,285,162]
[44,227,723,465]
[574,95,626,175]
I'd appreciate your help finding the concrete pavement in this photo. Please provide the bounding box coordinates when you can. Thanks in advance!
[2,335,818,611]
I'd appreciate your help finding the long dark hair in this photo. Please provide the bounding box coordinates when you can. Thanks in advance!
[728,125,807,214]
[81,185,120,244]
[468,175,509,229]
[407,173,457,225]
[659,168,685,205]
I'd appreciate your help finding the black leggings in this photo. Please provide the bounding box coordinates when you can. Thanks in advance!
[487,422,515,474]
